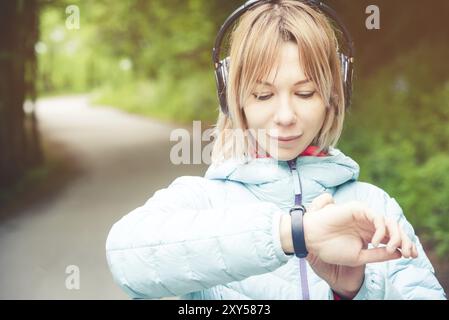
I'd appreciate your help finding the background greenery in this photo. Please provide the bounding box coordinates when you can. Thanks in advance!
[34,0,449,259]
[341,43,449,257]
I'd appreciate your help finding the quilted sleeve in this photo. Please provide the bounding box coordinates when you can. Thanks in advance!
[353,191,447,300]
[105,176,292,299]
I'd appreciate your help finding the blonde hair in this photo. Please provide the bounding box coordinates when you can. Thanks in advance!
[211,0,346,163]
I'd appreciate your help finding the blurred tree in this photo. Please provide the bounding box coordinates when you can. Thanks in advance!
[0,0,41,190]
[326,0,449,76]
[340,42,449,257]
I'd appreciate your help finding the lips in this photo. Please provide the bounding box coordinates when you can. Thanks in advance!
[269,134,302,142]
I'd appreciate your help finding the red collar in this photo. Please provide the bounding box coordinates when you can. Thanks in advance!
[300,145,328,157]
[255,145,328,158]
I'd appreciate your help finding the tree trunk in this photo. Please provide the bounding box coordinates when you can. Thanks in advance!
[0,0,40,190]
[24,0,43,168]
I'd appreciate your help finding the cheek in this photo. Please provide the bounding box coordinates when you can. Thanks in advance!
[243,103,272,129]
[300,99,327,127]
[309,108,327,127]
[294,112,325,139]
[307,98,327,121]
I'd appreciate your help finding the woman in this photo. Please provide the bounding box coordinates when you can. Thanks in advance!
[106,0,446,299]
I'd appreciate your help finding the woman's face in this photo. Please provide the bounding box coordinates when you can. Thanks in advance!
[243,41,327,161]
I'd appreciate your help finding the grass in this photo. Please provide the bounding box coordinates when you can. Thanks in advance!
[90,71,219,126]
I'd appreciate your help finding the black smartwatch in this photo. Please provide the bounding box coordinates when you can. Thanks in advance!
[289,205,308,258]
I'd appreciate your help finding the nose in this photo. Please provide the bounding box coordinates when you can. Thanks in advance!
[273,95,297,126]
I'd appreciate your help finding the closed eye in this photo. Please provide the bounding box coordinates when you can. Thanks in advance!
[253,91,316,101]
[295,91,315,99]
[252,93,273,101]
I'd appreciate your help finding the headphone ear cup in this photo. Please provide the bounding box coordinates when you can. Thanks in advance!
[214,57,231,116]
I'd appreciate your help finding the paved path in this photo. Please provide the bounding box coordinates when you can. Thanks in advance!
[0,96,208,299]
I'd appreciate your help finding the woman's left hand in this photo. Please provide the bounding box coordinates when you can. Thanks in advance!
[304,193,417,299]
[304,193,364,298]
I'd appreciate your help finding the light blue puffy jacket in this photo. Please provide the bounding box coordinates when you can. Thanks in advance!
[106,147,446,299]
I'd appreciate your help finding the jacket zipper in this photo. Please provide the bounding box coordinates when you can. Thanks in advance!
[287,159,310,300]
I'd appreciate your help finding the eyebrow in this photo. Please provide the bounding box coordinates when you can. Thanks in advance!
[256,79,311,87]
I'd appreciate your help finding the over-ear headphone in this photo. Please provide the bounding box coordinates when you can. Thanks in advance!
[212,0,354,117]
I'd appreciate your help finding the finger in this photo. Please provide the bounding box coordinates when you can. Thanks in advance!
[308,192,334,212]
[357,247,402,266]
[370,213,386,248]
[399,228,412,258]
[385,218,402,254]
[411,243,419,258]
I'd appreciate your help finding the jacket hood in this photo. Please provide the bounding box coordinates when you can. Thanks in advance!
[205,147,359,188]
[205,147,360,208]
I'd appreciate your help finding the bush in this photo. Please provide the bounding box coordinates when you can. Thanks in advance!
[92,69,219,125]
[340,43,449,257]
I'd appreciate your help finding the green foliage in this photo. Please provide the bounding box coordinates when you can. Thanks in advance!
[37,1,449,257]
[340,43,449,257]
[92,69,218,124]
[37,0,225,122]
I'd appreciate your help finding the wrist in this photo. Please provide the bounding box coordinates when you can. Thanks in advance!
[331,272,365,300]
[302,211,315,254]
[331,288,358,300]
[280,214,294,254]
